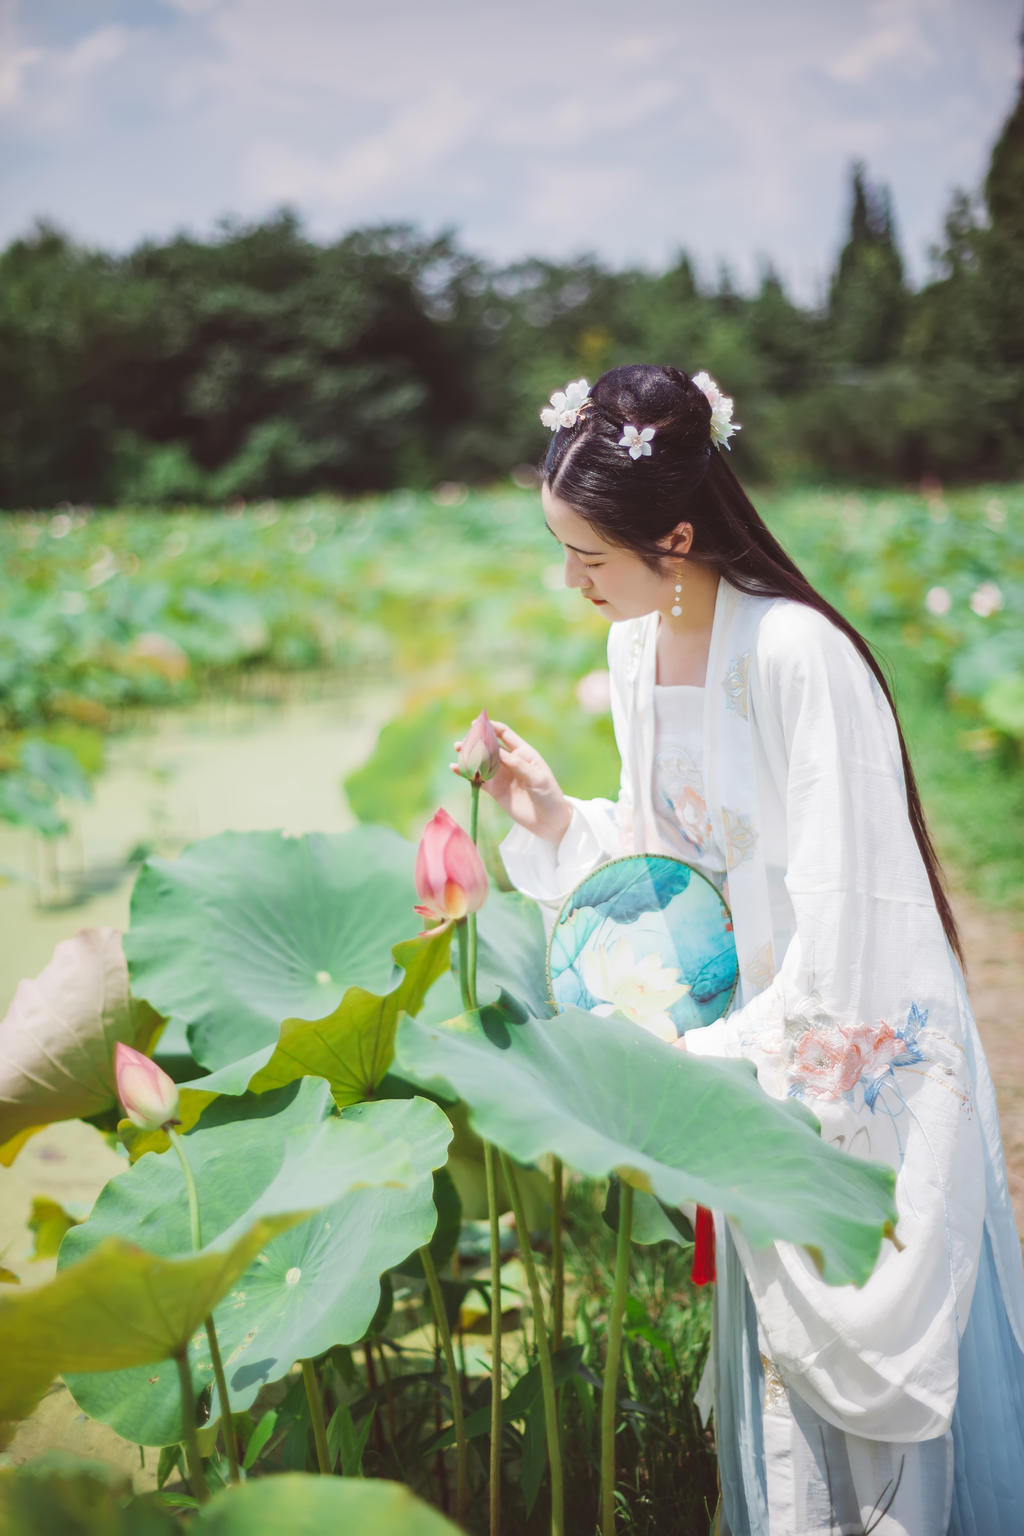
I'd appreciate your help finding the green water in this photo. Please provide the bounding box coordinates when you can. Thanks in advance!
[0,680,397,1015]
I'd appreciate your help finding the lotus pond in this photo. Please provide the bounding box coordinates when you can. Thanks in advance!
[1,480,1021,905]
[0,481,1020,1535]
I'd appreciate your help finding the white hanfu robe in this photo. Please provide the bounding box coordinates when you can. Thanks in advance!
[500,578,1024,1535]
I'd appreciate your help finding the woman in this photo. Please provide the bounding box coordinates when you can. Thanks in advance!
[483,365,1024,1534]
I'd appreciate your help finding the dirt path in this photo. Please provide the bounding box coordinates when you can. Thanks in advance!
[952,885,1024,1231]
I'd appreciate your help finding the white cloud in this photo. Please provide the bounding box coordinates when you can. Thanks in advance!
[520,161,637,245]
[495,74,679,148]
[158,0,225,13]
[612,33,665,65]
[0,0,1019,305]
[0,0,40,108]
[248,89,480,207]
[0,14,131,126]
[60,24,130,78]
[828,20,934,84]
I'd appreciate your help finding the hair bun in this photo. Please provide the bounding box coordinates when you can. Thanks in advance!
[590,364,709,446]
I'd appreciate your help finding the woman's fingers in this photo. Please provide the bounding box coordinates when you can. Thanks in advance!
[498,743,538,778]
[490,720,527,749]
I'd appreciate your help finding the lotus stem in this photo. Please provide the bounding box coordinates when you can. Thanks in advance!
[551,1157,564,1351]
[204,1318,241,1482]
[466,782,480,1008]
[420,1244,469,1526]
[167,1127,203,1251]
[376,1339,400,1450]
[484,1139,503,1536]
[363,1341,387,1459]
[433,1340,450,1513]
[501,1151,564,1536]
[600,1180,633,1535]
[174,1348,210,1504]
[466,915,479,1009]
[168,1127,240,1482]
[456,919,476,1013]
[301,1358,333,1474]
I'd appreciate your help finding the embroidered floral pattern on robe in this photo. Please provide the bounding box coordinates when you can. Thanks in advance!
[722,806,758,870]
[783,998,928,1111]
[655,746,718,859]
[667,785,714,855]
[742,941,775,996]
[722,651,750,718]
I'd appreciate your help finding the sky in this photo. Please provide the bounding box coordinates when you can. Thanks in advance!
[0,0,1020,303]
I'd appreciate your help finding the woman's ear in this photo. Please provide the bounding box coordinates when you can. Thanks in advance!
[660,521,694,558]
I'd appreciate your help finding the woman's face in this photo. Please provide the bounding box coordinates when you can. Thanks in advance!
[541,481,679,623]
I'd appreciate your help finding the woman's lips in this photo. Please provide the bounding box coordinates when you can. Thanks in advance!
[585,595,607,606]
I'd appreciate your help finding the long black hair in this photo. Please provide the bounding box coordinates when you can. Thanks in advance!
[543,363,963,965]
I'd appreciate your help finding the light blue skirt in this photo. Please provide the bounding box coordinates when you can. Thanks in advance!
[714,1222,1024,1535]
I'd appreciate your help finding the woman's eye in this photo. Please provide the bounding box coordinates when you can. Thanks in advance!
[583,562,603,569]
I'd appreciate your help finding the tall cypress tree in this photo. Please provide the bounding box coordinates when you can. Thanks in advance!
[979,25,1024,363]
[829,162,907,367]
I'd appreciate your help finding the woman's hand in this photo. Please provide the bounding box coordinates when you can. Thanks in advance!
[452,721,573,845]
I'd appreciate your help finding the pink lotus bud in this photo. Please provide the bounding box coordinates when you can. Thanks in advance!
[414,808,489,925]
[114,1042,180,1131]
[456,709,501,784]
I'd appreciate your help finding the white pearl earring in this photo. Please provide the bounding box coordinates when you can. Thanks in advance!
[671,576,683,618]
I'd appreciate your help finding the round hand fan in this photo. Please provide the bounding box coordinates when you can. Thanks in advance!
[546,854,738,1041]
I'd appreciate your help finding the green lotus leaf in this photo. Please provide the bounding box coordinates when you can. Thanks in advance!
[120,927,454,1159]
[124,826,428,1071]
[0,1214,305,1448]
[19,739,93,802]
[394,1004,897,1286]
[61,1079,453,1444]
[0,769,69,837]
[604,1178,694,1249]
[223,926,453,1106]
[982,672,1024,739]
[194,1474,462,1534]
[392,1166,461,1279]
[0,1456,179,1536]
[0,927,162,1163]
[473,889,552,1018]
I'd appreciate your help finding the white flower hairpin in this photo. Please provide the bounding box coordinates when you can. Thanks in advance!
[618,424,656,460]
[692,371,740,450]
[540,378,591,432]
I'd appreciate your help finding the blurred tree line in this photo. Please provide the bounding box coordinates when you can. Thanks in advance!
[1,69,1022,508]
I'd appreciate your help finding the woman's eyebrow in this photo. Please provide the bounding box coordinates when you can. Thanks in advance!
[543,521,605,557]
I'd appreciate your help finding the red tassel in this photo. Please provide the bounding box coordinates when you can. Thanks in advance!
[690,1205,716,1286]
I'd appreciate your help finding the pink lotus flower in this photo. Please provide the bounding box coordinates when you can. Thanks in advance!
[456,709,501,784]
[414,809,489,926]
[114,1042,180,1130]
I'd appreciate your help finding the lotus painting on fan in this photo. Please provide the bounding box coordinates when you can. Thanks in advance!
[546,855,739,1039]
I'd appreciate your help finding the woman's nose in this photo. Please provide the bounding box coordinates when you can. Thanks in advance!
[564,550,588,589]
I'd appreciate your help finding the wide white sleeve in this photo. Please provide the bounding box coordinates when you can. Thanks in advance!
[685,605,987,1440]
[684,605,944,1065]
[499,625,635,913]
